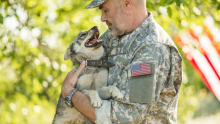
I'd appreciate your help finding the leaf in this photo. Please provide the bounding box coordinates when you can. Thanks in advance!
[217,4,220,10]
[0,14,3,24]
[166,0,173,5]
[167,7,172,18]
[146,1,153,10]
[211,0,217,3]
[176,1,181,7]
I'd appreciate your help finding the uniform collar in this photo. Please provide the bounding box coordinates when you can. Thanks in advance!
[121,12,154,53]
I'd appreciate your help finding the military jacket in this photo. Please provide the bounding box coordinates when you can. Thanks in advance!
[94,12,182,124]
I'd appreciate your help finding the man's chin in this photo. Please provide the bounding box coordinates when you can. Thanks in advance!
[109,30,118,37]
[108,27,122,37]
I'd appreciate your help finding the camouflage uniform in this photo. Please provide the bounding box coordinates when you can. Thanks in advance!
[86,1,182,124]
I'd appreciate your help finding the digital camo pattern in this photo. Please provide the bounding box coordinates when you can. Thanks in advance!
[94,12,183,124]
[85,0,107,9]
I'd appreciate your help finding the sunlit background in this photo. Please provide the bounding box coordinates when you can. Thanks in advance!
[0,0,220,124]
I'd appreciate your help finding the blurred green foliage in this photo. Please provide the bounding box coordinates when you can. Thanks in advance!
[0,0,220,124]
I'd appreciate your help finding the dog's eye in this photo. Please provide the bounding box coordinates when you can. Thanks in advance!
[81,33,86,37]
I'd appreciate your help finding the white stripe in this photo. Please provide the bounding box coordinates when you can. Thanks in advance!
[192,49,220,101]
[133,71,151,75]
[141,67,150,70]
[199,36,220,77]
[141,67,150,69]
[133,71,150,74]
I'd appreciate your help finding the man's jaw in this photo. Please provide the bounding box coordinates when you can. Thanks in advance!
[106,21,124,37]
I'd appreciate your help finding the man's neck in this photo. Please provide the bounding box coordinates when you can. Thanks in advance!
[130,10,149,31]
[118,11,149,39]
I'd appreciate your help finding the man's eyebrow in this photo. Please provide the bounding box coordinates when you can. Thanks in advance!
[99,5,103,10]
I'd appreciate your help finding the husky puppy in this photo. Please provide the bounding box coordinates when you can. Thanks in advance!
[53,26,123,124]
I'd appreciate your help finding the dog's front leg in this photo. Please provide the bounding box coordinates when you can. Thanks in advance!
[81,90,102,108]
[98,86,123,101]
[97,87,112,100]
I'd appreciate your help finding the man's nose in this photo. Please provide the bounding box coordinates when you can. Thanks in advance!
[101,12,107,22]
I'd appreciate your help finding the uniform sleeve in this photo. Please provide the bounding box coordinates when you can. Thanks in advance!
[94,44,171,124]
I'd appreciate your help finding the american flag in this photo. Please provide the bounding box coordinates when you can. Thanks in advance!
[174,20,220,101]
[132,63,151,76]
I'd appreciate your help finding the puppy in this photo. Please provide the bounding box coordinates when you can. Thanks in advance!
[53,26,123,124]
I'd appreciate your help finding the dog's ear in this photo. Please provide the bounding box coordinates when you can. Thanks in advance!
[64,44,74,60]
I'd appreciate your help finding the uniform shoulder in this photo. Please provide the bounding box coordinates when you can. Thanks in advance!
[146,21,177,49]
[133,43,171,59]
[145,21,182,61]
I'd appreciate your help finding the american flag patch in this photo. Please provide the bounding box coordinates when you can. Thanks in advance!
[131,63,151,76]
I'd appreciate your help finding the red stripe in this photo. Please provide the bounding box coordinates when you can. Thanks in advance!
[203,25,220,56]
[132,71,151,76]
[203,53,220,81]
[133,70,150,73]
[141,67,150,70]
[141,65,150,67]
[133,70,151,73]
[132,73,150,76]
[133,71,151,74]
[141,65,150,68]
[141,69,150,70]
[133,72,151,75]
[133,71,151,75]
[174,34,214,93]
[189,30,220,81]
[191,57,214,93]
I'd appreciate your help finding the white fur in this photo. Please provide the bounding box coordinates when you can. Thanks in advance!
[53,27,123,124]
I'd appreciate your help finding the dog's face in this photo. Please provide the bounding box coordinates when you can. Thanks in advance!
[64,26,105,63]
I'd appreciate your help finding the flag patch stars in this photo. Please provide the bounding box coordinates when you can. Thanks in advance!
[131,63,151,76]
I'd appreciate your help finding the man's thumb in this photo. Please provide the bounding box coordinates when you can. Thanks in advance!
[76,61,86,75]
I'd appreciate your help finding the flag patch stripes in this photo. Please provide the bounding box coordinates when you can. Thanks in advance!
[132,63,151,76]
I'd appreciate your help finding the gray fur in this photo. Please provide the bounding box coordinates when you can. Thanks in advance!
[53,26,123,124]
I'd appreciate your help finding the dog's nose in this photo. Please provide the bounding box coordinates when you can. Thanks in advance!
[92,26,97,30]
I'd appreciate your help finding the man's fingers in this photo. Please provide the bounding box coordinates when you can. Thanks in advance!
[75,61,86,76]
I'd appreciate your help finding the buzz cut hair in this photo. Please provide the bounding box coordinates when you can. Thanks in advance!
[114,0,146,8]
[135,0,146,6]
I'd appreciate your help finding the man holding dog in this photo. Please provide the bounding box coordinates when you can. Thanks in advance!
[61,0,182,123]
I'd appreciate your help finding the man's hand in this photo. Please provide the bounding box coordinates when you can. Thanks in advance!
[61,61,96,123]
[61,61,86,98]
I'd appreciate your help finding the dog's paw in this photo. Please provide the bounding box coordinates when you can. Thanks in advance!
[89,90,102,108]
[112,91,123,101]
[109,86,123,101]
[91,96,102,108]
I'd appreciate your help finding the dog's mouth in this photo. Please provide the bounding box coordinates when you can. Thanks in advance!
[85,32,102,47]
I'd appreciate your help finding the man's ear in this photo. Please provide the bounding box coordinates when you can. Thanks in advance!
[123,0,132,8]
[121,0,132,12]
[64,44,74,60]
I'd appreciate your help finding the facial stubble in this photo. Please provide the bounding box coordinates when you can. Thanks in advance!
[109,5,129,37]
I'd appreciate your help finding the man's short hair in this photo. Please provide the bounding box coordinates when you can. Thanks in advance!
[114,0,146,5]
[135,0,146,6]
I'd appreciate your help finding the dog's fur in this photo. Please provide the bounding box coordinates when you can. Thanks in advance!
[53,26,123,124]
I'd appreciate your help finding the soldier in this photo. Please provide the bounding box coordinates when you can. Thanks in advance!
[61,0,182,124]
